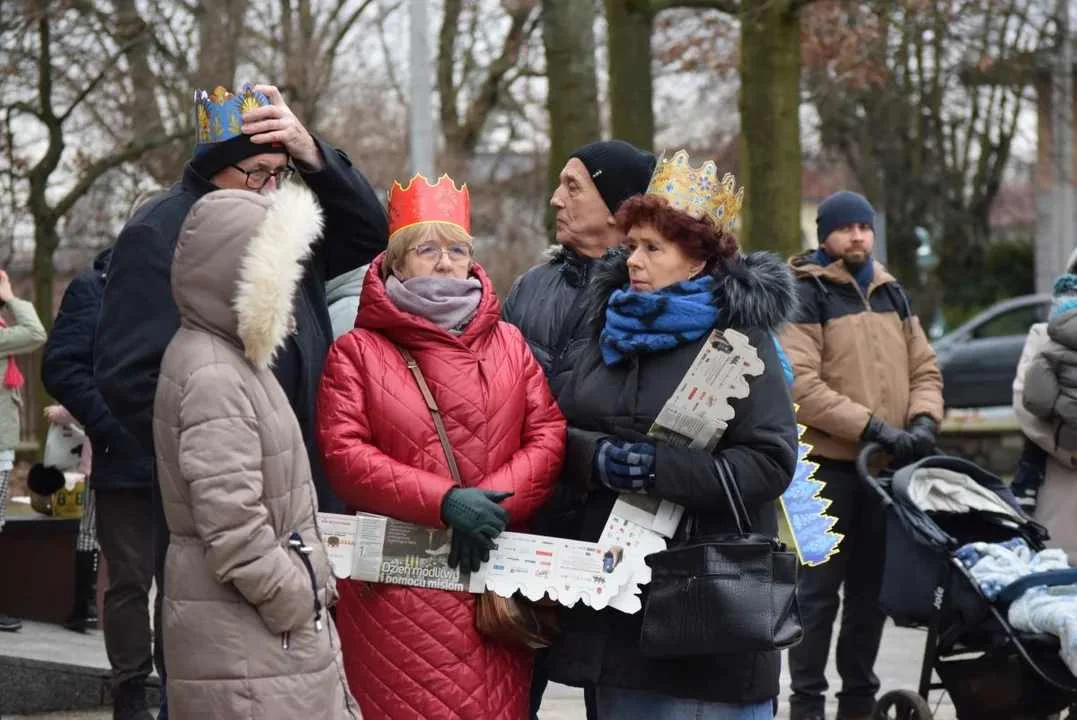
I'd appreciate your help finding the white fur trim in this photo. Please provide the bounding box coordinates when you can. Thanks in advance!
[234,183,324,369]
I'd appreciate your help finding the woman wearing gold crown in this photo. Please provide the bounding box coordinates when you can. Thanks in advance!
[316,173,566,719]
[545,152,799,719]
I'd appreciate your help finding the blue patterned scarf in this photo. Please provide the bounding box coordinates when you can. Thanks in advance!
[599,276,719,366]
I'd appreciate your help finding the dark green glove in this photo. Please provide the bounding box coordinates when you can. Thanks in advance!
[449,530,491,573]
[907,414,938,458]
[441,487,512,541]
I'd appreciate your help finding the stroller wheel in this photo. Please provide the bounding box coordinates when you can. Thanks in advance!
[874,689,934,720]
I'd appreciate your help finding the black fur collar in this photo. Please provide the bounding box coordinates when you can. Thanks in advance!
[585,249,798,335]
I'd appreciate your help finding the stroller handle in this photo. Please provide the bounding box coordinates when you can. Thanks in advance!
[855,442,895,506]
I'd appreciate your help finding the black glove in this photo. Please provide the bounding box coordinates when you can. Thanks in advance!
[449,530,492,573]
[862,416,917,461]
[440,488,512,570]
[907,415,938,458]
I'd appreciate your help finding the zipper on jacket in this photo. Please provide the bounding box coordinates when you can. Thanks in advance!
[852,281,872,312]
[288,531,324,632]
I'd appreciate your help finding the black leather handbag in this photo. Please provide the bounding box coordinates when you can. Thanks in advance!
[639,457,803,657]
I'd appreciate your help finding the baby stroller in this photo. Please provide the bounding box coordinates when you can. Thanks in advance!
[856,443,1077,720]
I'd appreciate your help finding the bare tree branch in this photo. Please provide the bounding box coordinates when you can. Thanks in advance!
[52,129,192,221]
[58,41,138,123]
[453,3,537,154]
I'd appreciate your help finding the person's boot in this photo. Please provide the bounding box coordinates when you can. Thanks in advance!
[64,549,99,633]
[0,614,22,632]
[112,680,152,720]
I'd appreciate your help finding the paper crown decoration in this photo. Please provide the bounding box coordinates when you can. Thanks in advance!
[194,83,270,145]
[387,173,471,239]
[646,150,744,233]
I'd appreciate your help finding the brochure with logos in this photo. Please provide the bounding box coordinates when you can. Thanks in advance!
[317,511,634,611]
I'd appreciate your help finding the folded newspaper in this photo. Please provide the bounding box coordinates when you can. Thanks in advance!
[599,329,841,614]
[600,328,767,613]
[318,511,633,610]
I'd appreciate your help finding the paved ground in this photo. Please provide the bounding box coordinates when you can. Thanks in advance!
[4,621,956,719]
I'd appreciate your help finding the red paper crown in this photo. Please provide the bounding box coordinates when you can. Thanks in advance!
[388,173,471,239]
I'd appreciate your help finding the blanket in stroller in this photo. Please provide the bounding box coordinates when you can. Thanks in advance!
[957,538,1077,675]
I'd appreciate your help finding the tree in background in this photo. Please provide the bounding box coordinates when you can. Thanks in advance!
[593,0,817,255]
[1,2,192,434]
[541,0,600,233]
[437,0,542,163]
[804,0,1052,317]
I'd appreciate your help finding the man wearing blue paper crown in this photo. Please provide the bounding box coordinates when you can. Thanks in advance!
[780,191,943,720]
[94,83,387,720]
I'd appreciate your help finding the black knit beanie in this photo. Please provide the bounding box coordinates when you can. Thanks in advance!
[816,191,875,244]
[569,140,657,214]
[190,135,287,180]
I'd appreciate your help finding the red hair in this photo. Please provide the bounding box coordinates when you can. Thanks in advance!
[615,194,739,267]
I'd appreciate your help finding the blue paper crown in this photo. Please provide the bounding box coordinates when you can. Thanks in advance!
[194,84,270,145]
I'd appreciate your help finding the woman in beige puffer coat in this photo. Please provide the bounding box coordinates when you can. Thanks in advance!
[152,183,359,719]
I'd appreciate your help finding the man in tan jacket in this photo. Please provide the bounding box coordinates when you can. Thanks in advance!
[780,191,943,720]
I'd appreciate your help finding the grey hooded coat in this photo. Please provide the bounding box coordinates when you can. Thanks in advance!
[1023,310,1077,451]
[152,185,358,719]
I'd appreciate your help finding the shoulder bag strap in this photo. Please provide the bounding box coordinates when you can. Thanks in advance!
[396,347,462,485]
[714,456,752,534]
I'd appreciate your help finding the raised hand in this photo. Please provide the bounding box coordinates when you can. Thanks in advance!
[241,85,322,170]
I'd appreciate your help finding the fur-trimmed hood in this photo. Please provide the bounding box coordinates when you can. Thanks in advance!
[171,184,324,369]
[586,249,798,334]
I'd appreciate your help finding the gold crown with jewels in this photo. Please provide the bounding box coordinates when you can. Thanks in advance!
[645,150,743,233]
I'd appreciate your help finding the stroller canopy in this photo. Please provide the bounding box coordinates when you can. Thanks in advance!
[888,456,1043,551]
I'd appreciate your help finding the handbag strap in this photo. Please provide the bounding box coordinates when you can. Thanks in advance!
[396,347,462,485]
[714,456,753,534]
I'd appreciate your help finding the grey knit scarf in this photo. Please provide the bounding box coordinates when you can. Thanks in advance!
[385,275,483,333]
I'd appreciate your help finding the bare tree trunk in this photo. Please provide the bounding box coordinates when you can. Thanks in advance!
[605,0,653,149]
[738,0,802,256]
[280,0,320,125]
[542,0,601,234]
[192,0,249,89]
[113,0,184,183]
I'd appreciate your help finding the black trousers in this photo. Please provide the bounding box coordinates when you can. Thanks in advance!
[788,459,886,718]
[530,649,597,720]
[95,488,156,688]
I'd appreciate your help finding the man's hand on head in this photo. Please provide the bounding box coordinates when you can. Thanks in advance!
[241,85,323,171]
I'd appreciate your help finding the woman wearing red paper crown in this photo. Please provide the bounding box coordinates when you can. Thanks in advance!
[317,173,566,719]
[546,151,799,719]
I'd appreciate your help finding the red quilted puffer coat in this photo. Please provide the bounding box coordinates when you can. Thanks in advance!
[317,254,566,719]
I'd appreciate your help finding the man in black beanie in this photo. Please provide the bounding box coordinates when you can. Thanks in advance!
[94,83,387,720]
[781,190,943,720]
[503,139,655,386]
[502,139,654,720]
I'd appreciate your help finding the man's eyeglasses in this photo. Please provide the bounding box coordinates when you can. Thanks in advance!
[409,242,473,263]
[231,163,296,190]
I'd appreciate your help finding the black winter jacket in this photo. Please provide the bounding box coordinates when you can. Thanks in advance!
[94,140,388,512]
[546,250,800,704]
[502,245,597,389]
[42,249,153,491]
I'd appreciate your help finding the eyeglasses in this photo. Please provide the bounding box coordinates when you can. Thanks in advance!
[230,163,296,190]
[408,242,473,263]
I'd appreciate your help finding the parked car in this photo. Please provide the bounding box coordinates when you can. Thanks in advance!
[933,294,1050,409]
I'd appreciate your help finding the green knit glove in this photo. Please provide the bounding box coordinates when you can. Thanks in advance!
[440,488,512,548]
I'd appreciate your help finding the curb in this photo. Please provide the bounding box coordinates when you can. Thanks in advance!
[0,653,160,715]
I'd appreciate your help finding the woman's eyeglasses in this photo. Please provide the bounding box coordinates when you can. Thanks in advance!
[409,242,473,263]
[231,164,297,190]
